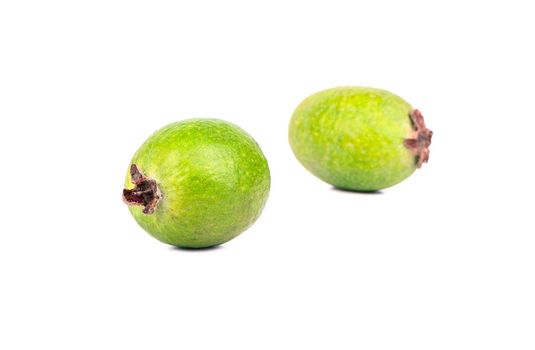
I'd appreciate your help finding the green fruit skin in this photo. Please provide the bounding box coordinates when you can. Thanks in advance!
[125,119,270,248]
[289,86,416,191]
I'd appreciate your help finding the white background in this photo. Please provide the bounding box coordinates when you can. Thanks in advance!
[1,1,534,349]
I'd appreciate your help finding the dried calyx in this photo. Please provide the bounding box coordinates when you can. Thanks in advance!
[404,109,433,168]
[123,164,160,214]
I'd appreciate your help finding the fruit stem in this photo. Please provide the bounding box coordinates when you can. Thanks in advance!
[122,164,161,214]
[403,109,433,168]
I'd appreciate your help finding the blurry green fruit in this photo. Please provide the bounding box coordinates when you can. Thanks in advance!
[123,119,270,248]
[289,86,432,191]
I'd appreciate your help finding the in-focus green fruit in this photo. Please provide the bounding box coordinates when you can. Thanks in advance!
[123,119,270,248]
[289,86,432,191]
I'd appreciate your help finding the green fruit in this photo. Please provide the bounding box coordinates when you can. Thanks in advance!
[289,86,432,191]
[123,119,270,248]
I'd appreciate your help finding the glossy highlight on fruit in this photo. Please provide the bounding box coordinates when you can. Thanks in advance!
[289,86,432,191]
[123,119,270,248]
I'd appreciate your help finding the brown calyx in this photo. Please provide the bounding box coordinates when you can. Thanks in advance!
[403,109,433,168]
[122,164,161,214]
